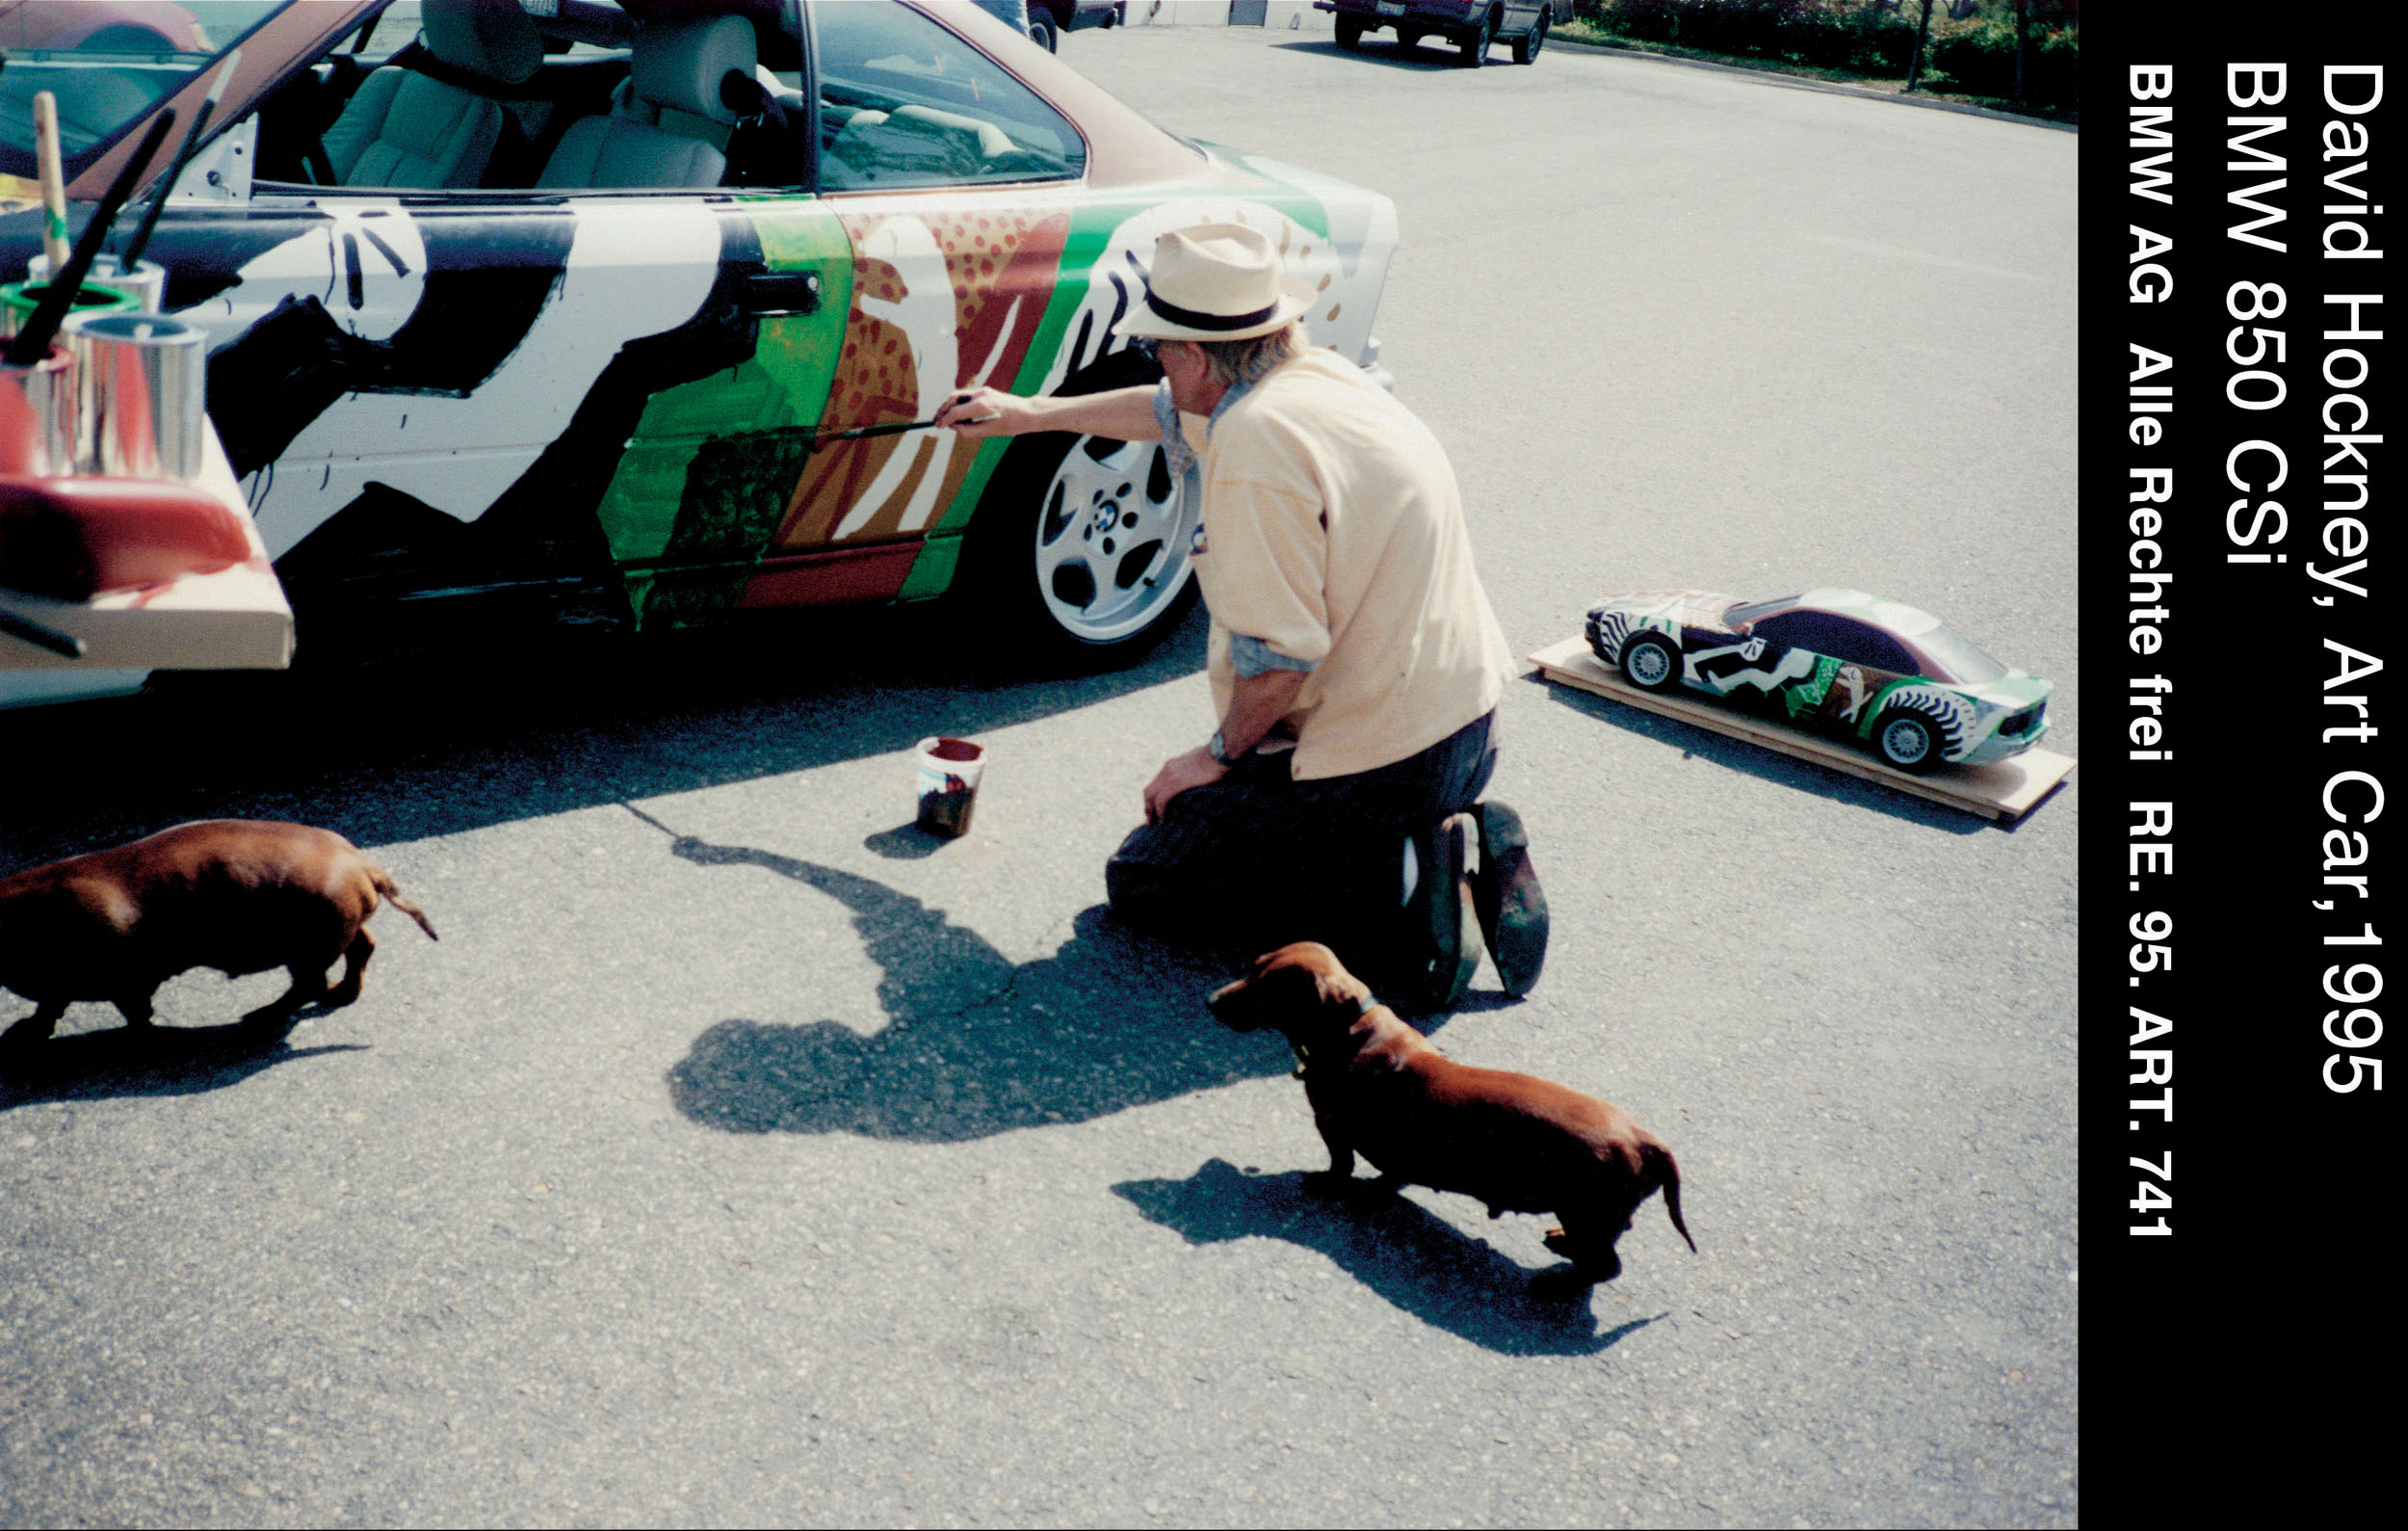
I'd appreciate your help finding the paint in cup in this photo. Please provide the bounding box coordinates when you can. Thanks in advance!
[27,253,168,315]
[0,279,135,340]
[914,736,986,838]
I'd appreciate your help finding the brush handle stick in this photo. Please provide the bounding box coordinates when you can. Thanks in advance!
[821,413,999,441]
[0,605,89,660]
[4,109,177,366]
[118,49,240,275]
[32,92,71,273]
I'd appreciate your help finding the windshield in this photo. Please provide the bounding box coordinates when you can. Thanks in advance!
[1722,595,1800,627]
[1911,623,2010,685]
[0,1,287,182]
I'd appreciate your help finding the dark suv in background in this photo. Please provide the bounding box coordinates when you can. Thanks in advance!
[973,0,1121,51]
[1316,0,1567,66]
[1034,0,1125,46]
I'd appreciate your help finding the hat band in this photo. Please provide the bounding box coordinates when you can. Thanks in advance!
[1144,290,1282,332]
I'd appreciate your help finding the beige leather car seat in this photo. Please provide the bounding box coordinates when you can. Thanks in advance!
[321,0,543,189]
[829,102,1017,181]
[537,13,758,189]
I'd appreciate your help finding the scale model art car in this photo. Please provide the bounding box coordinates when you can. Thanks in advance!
[1584,588,2053,775]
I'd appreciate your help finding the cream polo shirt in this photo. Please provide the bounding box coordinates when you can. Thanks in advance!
[1180,348,1515,781]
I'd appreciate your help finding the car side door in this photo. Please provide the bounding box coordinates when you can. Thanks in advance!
[753,0,1096,612]
[1748,610,1920,727]
[126,2,855,641]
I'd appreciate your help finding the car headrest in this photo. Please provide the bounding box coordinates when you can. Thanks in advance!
[630,14,759,125]
[421,0,544,88]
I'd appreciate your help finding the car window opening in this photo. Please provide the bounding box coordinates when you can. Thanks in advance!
[101,1,1096,199]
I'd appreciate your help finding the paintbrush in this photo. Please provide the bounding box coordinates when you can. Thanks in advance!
[31,92,70,273]
[0,605,89,660]
[118,49,241,274]
[4,109,179,367]
[820,411,1000,440]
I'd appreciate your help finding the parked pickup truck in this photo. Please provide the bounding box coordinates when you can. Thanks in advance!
[1314,0,1569,66]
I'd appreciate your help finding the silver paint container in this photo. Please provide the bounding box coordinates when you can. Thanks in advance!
[0,347,79,477]
[65,311,210,483]
[26,253,169,315]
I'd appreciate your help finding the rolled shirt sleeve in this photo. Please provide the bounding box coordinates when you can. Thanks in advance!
[1229,632,1318,676]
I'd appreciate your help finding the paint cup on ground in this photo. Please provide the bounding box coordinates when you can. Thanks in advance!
[0,280,135,340]
[27,253,167,315]
[914,736,986,838]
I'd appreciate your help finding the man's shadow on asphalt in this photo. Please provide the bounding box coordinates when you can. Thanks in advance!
[653,812,1510,1139]
[0,1021,363,1110]
[656,816,1321,1141]
[652,819,1625,1349]
[1114,1158,1667,1357]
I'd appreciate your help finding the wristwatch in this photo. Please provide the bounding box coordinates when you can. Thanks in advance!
[1207,729,1241,768]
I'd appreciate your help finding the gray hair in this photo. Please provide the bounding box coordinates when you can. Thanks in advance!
[1195,322,1305,388]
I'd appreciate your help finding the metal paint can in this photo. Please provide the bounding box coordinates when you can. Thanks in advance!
[0,346,79,477]
[64,311,210,484]
[0,279,135,339]
[26,253,169,315]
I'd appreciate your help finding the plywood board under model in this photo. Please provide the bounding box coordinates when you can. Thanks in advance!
[1527,638,2075,823]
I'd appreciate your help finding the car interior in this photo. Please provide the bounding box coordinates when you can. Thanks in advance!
[237,0,1086,196]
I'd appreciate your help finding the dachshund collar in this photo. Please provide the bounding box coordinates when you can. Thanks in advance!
[1289,995,1374,1079]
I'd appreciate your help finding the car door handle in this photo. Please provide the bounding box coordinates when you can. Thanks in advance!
[741,272,822,316]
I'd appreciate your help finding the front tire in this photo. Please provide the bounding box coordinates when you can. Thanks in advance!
[1871,708,1942,774]
[1335,14,1366,48]
[1619,633,1681,693]
[1029,16,1058,50]
[959,353,1199,668]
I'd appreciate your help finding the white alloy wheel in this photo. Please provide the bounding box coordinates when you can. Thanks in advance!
[1620,632,1679,691]
[1877,710,1937,771]
[1032,434,1196,647]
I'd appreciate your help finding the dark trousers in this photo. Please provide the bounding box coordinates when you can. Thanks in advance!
[1105,709,1499,960]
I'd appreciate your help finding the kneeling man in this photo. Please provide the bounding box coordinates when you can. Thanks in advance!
[940,224,1545,1008]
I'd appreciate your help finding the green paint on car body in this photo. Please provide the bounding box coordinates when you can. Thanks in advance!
[1785,653,1843,718]
[597,206,856,627]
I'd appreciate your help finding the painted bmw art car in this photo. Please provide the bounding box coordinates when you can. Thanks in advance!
[1584,589,2052,774]
[1,0,1399,705]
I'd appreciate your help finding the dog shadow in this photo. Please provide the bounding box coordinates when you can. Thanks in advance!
[1114,1159,1664,1356]
[657,822,1387,1142]
[0,1018,365,1109]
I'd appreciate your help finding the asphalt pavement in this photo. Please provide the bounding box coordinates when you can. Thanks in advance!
[1,23,2077,1528]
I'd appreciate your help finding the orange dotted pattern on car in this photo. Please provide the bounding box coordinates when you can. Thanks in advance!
[778,207,1071,550]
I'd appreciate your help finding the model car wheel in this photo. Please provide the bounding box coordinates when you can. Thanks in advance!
[1029,16,1058,50]
[1619,632,1681,693]
[1335,14,1366,48]
[1458,5,1498,66]
[1512,10,1548,64]
[963,353,1198,666]
[1872,708,1942,774]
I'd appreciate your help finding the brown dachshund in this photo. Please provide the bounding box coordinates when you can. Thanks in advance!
[1208,941,1694,1285]
[0,820,437,1045]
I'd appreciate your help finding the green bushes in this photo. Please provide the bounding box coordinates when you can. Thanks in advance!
[1926,8,2080,109]
[1569,1,2080,115]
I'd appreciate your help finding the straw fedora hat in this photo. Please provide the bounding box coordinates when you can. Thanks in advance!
[1113,223,1314,343]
